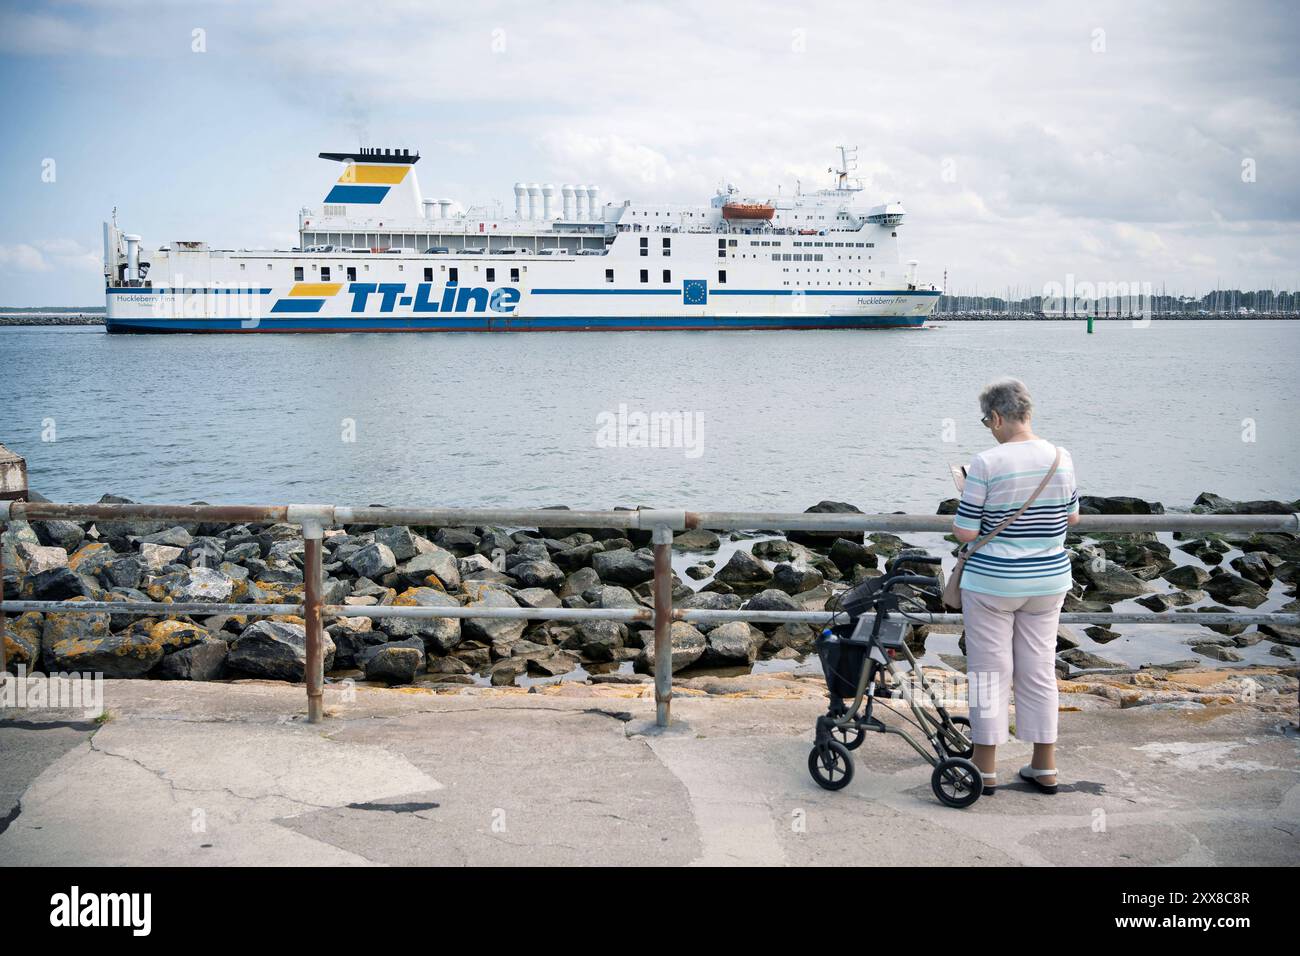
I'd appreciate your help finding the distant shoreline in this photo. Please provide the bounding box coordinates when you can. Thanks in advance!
[0,313,104,326]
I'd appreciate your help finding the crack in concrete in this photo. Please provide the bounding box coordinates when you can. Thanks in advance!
[86,736,338,812]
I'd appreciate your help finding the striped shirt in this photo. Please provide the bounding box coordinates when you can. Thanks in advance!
[954,439,1078,597]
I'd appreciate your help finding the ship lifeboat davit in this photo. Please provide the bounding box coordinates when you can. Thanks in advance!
[721,201,775,221]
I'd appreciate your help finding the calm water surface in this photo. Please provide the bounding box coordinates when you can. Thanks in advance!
[3,320,1297,510]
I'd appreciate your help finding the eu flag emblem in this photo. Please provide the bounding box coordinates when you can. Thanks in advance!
[683,279,708,305]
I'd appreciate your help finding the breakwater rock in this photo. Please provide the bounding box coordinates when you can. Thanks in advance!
[3,493,1298,693]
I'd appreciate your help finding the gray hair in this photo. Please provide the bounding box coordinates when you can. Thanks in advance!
[979,378,1034,423]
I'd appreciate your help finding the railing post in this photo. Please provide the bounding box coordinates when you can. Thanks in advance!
[652,523,674,727]
[298,515,326,724]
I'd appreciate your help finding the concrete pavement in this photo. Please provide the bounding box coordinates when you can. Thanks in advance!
[1,674,1297,866]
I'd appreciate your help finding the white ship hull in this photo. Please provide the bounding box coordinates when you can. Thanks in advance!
[104,146,940,333]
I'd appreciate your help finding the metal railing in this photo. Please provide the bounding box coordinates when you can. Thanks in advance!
[3,500,1298,727]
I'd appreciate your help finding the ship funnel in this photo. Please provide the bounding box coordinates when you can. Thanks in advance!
[562,184,576,221]
[575,185,589,222]
[124,234,141,281]
[514,182,527,220]
[542,183,557,221]
[587,185,600,221]
[527,183,542,221]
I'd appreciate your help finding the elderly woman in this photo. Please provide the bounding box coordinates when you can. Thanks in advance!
[951,378,1079,795]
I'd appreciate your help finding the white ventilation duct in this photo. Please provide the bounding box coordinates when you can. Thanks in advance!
[423,199,437,220]
[513,183,527,220]
[542,183,557,221]
[574,185,589,222]
[527,183,542,221]
[562,184,577,221]
[124,234,141,281]
[438,199,453,219]
[586,185,600,221]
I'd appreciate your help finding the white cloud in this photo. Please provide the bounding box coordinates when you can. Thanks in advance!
[0,239,101,276]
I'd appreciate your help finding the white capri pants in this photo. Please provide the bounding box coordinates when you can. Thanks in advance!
[961,589,1066,745]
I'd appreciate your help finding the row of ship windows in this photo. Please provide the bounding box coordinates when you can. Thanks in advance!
[269,262,872,288]
[743,239,875,248]
[280,264,526,283]
[627,210,831,221]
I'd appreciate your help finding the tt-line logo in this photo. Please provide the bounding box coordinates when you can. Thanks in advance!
[49,886,151,936]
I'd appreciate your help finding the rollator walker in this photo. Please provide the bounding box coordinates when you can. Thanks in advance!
[809,551,984,808]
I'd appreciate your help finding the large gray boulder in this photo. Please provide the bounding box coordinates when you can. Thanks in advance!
[399,548,461,591]
[561,566,602,597]
[772,563,823,594]
[591,548,656,586]
[1074,554,1152,598]
[160,640,228,681]
[744,589,801,614]
[373,526,421,561]
[16,542,68,577]
[346,542,397,580]
[42,603,161,678]
[382,587,462,653]
[788,501,864,547]
[33,519,85,552]
[363,640,424,684]
[1203,572,1269,609]
[228,621,335,681]
[171,567,235,603]
[714,550,773,594]
[1162,565,1210,589]
[462,588,527,645]
[511,560,566,591]
[564,620,626,662]
[702,621,762,665]
[635,622,706,674]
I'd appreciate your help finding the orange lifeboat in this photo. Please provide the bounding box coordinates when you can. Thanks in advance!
[721,201,775,221]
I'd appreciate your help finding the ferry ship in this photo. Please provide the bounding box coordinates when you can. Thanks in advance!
[102,146,940,333]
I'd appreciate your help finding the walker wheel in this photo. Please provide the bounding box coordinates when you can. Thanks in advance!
[832,719,866,750]
[931,757,982,808]
[808,741,855,791]
[939,715,975,759]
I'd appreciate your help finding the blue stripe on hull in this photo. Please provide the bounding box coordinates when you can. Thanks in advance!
[104,313,929,334]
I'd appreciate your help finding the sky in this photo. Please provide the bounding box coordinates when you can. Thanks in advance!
[1,0,1298,305]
